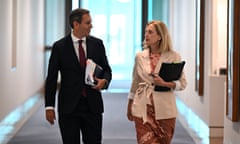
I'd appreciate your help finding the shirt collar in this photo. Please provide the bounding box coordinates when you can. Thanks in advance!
[71,32,86,43]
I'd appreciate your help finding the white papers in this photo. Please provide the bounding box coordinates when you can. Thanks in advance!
[85,59,103,86]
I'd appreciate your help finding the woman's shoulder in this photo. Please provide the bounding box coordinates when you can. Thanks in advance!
[135,49,149,57]
[165,49,178,54]
[164,50,180,56]
[162,50,182,61]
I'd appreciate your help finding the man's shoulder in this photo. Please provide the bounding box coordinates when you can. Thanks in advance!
[50,35,71,51]
[86,35,102,42]
[50,35,70,49]
[55,35,71,44]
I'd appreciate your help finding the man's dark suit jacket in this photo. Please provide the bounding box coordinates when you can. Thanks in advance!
[45,34,112,114]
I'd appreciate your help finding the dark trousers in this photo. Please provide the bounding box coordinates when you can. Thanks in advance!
[58,98,103,144]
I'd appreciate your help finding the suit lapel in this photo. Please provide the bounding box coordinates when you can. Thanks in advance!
[141,49,152,74]
[154,51,172,74]
[65,35,82,71]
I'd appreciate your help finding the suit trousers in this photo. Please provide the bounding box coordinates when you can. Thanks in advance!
[58,97,103,144]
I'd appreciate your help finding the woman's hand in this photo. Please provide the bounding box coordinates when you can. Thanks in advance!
[127,100,134,121]
[152,74,166,86]
[152,74,176,89]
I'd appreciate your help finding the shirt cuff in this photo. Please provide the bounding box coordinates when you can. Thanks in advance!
[45,106,54,110]
[174,80,181,90]
[128,92,135,99]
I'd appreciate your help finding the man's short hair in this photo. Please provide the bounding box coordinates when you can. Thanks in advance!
[69,8,89,28]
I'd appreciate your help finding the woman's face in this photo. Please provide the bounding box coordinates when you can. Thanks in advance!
[144,24,161,47]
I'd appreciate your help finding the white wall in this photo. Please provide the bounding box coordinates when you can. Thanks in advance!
[0,0,66,122]
[170,0,210,123]
[0,0,45,121]
[211,0,227,75]
[170,0,227,139]
[170,0,240,143]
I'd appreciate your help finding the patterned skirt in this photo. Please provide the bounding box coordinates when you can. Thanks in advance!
[133,102,176,144]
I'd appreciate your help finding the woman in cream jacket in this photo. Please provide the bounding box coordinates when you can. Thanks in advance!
[127,20,187,144]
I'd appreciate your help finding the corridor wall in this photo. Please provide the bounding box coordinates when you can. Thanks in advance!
[0,0,45,122]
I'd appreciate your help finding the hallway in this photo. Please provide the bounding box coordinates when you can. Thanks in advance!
[5,92,195,144]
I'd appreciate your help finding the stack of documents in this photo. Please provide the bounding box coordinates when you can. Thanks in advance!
[85,59,103,86]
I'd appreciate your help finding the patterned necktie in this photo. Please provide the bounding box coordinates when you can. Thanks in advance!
[78,40,86,96]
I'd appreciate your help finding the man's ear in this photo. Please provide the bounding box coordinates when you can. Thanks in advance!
[73,21,80,28]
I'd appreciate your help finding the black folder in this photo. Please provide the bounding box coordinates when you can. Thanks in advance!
[93,64,104,78]
[154,61,185,91]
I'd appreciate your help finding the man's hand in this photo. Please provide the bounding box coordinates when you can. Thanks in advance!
[46,109,56,125]
[92,78,107,90]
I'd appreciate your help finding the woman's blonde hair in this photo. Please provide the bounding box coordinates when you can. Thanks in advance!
[143,20,173,53]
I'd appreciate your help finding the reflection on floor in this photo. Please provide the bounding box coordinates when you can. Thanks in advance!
[176,97,209,144]
[0,81,223,144]
[0,94,42,144]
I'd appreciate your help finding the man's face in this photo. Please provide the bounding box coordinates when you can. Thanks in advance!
[74,13,92,38]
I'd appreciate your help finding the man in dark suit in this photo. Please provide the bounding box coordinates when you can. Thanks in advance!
[45,8,112,144]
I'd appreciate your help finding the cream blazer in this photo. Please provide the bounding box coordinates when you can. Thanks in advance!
[128,49,187,123]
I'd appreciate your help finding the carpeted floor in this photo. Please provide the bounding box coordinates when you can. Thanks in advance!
[7,92,195,144]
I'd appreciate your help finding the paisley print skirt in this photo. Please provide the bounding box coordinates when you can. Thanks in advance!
[133,103,176,144]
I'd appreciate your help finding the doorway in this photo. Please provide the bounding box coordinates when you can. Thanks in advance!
[74,0,142,83]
